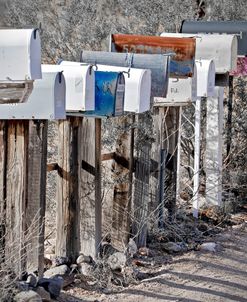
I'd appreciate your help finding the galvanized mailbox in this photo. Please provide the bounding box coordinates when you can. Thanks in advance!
[83,71,125,118]
[196,59,215,97]
[154,68,197,106]
[0,71,66,120]
[81,50,169,98]
[110,34,196,78]
[161,32,237,74]
[42,63,95,112]
[0,28,42,103]
[180,20,247,56]
[90,64,151,113]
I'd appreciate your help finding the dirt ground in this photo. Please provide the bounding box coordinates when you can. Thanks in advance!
[57,222,247,302]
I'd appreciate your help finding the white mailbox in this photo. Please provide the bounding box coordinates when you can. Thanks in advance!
[93,64,151,113]
[196,59,215,97]
[0,71,66,120]
[161,32,237,74]
[154,67,197,106]
[0,29,41,81]
[42,63,95,112]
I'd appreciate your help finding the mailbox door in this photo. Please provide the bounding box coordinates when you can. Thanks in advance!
[94,64,151,113]
[0,29,41,81]
[0,72,66,119]
[42,63,95,112]
[196,60,215,97]
[110,34,195,78]
[84,71,125,117]
[81,50,169,98]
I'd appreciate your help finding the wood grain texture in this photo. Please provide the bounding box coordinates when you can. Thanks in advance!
[5,121,28,275]
[26,120,48,277]
[56,118,80,260]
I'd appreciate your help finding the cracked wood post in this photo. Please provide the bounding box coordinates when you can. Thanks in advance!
[3,120,48,277]
[0,121,6,258]
[26,120,48,277]
[79,117,102,257]
[56,117,81,261]
[5,121,28,276]
[111,116,134,250]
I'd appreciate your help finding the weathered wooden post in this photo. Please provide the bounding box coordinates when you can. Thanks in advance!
[0,69,65,276]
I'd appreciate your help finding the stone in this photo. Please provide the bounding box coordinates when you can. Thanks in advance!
[26,273,37,288]
[127,238,137,257]
[107,252,126,271]
[78,262,92,277]
[38,276,64,299]
[160,242,183,253]
[14,290,42,302]
[44,264,69,278]
[76,254,92,265]
[35,286,51,301]
[199,242,218,252]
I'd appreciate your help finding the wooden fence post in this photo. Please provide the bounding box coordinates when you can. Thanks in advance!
[26,120,48,277]
[56,117,81,261]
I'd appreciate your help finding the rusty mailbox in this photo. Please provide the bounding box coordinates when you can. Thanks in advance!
[81,50,169,98]
[0,28,42,103]
[0,70,66,119]
[110,34,196,78]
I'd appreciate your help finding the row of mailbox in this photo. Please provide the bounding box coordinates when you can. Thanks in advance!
[0,21,247,119]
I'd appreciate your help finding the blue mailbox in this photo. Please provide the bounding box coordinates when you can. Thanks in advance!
[83,71,125,118]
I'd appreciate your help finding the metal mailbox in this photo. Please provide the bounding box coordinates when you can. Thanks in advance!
[0,71,66,120]
[42,63,95,112]
[161,32,237,74]
[0,29,41,80]
[110,34,196,78]
[181,20,247,56]
[154,69,197,106]
[196,59,215,97]
[81,50,169,98]
[0,28,42,103]
[91,64,151,113]
[83,71,125,118]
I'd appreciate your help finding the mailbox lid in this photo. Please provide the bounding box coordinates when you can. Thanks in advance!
[84,71,125,117]
[181,20,247,56]
[95,64,151,113]
[161,32,237,73]
[110,34,195,78]
[81,50,169,98]
[0,29,41,81]
[196,59,215,97]
[42,63,95,111]
[0,71,66,119]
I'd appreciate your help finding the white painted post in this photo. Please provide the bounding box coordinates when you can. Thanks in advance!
[176,106,182,202]
[205,87,224,206]
[193,98,201,218]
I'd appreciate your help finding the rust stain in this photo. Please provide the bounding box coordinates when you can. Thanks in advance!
[112,34,196,61]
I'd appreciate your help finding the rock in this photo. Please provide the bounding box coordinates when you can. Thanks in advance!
[76,254,93,265]
[44,257,53,270]
[38,276,64,299]
[14,290,42,302]
[160,242,183,253]
[199,242,218,252]
[17,281,29,291]
[35,286,51,301]
[107,252,126,271]
[53,256,69,266]
[78,262,92,277]
[26,273,37,288]
[127,238,137,257]
[44,264,69,278]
